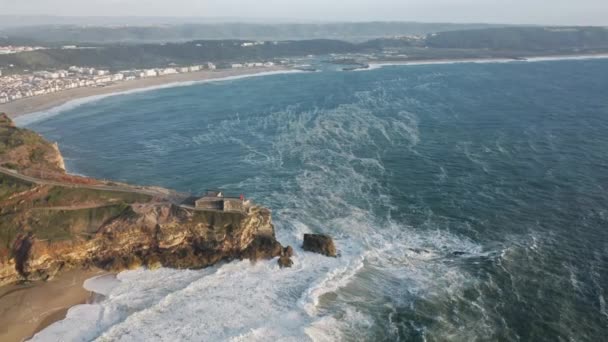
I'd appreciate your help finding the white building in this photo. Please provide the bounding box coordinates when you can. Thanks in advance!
[158,68,178,76]
[142,69,158,77]
[34,71,61,79]
[112,73,124,81]
[69,66,85,73]
[94,76,112,84]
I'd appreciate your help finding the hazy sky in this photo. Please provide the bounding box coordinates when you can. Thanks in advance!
[2,0,607,26]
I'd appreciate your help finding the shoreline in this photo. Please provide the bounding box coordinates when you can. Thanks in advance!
[0,268,106,342]
[2,51,608,340]
[364,52,608,70]
[4,53,608,123]
[0,66,295,121]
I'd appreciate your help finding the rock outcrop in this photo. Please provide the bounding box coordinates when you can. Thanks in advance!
[277,246,295,268]
[0,114,286,286]
[302,234,337,257]
[0,195,284,286]
[0,113,65,173]
[278,255,293,268]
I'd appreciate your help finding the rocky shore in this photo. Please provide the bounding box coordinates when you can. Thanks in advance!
[0,112,288,287]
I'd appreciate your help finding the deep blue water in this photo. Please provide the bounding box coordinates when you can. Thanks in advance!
[27,60,608,341]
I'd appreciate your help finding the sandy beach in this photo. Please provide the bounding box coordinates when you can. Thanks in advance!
[3,54,608,120]
[0,268,106,342]
[0,66,289,119]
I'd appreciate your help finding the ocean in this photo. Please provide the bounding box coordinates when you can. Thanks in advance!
[23,59,608,341]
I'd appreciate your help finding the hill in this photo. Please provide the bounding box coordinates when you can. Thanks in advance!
[0,39,357,71]
[0,21,504,43]
[426,26,608,51]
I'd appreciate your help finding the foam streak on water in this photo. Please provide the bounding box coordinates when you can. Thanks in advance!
[14,70,304,127]
[28,60,608,341]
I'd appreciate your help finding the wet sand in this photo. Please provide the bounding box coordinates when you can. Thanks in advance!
[0,66,288,119]
[0,268,106,342]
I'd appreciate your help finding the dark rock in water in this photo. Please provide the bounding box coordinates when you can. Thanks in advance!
[452,251,468,256]
[302,234,337,257]
[278,255,293,268]
[241,235,284,261]
[283,246,294,258]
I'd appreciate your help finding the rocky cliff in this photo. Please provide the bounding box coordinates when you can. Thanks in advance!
[0,113,65,174]
[0,113,285,287]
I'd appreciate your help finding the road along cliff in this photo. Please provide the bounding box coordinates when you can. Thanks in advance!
[0,113,286,287]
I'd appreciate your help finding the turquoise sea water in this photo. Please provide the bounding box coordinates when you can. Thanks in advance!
[26,59,608,341]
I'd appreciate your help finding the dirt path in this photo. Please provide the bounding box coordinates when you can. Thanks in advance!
[0,166,188,204]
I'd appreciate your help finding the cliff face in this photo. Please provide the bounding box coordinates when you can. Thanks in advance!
[0,113,65,173]
[1,201,280,286]
[0,113,284,287]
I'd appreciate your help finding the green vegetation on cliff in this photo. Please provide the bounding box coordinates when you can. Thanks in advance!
[0,116,151,251]
[36,186,151,207]
[0,118,43,154]
[28,204,132,241]
[0,171,148,249]
[0,173,33,201]
[0,113,65,173]
[0,114,283,287]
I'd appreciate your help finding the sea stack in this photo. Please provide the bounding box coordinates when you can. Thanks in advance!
[302,234,337,257]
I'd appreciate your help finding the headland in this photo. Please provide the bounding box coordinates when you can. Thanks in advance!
[0,112,290,341]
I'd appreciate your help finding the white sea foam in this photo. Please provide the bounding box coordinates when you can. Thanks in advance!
[83,274,121,296]
[14,70,304,127]
[31,72,493,341]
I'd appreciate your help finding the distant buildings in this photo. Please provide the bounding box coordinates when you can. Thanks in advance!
[0,60,277,105]
[0,45,46,55]
[157,68,178,76]
[241,41,265,47]
[141,69,158,78]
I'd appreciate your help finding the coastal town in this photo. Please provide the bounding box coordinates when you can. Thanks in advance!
[0,59,278,104]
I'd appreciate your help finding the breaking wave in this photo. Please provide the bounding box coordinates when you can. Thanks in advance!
[29,59,608,341]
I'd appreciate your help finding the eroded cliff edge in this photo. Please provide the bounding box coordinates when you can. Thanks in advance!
[0,113,285,287]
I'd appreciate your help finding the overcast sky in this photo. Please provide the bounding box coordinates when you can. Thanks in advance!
[2,0,607,26]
